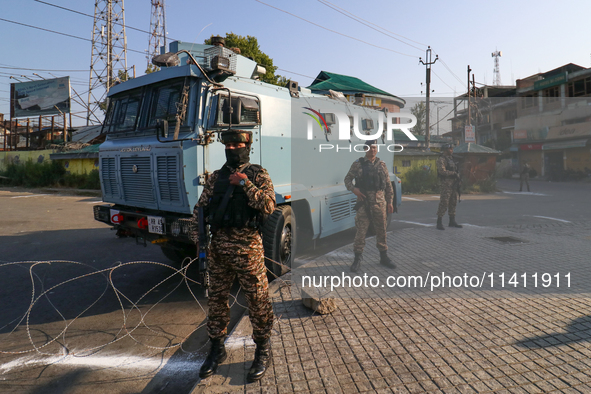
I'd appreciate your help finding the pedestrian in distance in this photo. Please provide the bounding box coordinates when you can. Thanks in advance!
[520,162,531,192]
[191,129,276,383]
[436,143,463,230]
[344,140,396,273]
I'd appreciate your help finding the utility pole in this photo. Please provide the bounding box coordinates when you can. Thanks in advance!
[419,46,438,149]
[466,65,471,143]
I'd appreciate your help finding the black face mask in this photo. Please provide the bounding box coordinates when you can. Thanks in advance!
[225,147,250,167]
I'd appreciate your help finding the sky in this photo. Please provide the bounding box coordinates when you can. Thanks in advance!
[1,0,591,130]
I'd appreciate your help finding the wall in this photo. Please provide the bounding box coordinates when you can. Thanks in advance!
[60,158,99,174]
[394,154,438,181]
[565,147,591,171]
[0,150,97,175]
[460,155,497,183]
[0,150,53,171]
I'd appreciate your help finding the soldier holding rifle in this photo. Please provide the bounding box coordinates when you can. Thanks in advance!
[191,129,276,382]
[344,140,396,273]
[436,143,463,230]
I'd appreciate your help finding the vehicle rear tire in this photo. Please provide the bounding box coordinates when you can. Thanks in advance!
[263,205,295,278]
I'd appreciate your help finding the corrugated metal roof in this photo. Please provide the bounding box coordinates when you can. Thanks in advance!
[71,125,103,143]
[308,71,402,101]
[453,142,500,154]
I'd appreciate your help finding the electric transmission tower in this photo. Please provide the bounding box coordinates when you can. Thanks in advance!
[87,0,128,125]
[148,0,167,68]
[492,50,502,86]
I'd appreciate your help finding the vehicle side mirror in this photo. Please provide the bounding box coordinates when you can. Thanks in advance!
[157,119,169,138]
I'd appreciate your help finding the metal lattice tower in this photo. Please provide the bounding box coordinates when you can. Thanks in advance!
[87,0,128,125]
[492,50,502,86]
[148,0,167,68]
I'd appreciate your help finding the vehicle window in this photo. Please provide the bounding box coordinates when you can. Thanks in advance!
[147,80,188,128]
[104,89,142,133]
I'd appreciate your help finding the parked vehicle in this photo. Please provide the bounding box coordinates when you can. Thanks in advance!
[93,41,403,276]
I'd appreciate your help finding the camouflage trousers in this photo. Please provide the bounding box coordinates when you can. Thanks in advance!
[520,174,530,191]
[437,179,458,217]
[207,248,274,342]
[353,192,388,253]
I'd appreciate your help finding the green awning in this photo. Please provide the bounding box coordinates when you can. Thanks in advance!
[542,139,589,150]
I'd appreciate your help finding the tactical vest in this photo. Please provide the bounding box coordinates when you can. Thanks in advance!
[207,164,263,230]
[356,157,387,191]
[438,155,457,179]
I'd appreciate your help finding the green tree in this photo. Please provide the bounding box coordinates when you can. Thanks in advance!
[410,101,427,135]
[205,33,286,86]
[145,63,160,74]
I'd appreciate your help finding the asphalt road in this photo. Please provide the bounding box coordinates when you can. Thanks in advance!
[0,178,590,393]
[0,187,246,394]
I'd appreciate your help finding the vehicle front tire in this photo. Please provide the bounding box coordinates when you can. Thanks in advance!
[263,205,295,278]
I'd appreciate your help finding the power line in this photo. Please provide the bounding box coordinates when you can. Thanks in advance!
[317,0,426,52]
[0,17,145,55]
[433,55,466,89]
[253,0,416,58]
[432,71,457,93]
[0,64,88,72]
[276,68,315,80]
[34,0,179,42]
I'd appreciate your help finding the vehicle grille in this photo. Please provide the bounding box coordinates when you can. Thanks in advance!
[101,157,119,198]
[120,157,155,205]
[157,156,181,202]
[329,197,356,222]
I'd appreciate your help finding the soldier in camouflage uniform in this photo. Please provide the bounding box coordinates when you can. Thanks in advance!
[192,129,276,382]
[520,162,531,192]
[436,143,462,230]
[344,140,396,272]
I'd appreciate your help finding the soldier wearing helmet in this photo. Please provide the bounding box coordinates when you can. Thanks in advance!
[344,139,396,272]
[191,129,276,382]
[436,143,462,230]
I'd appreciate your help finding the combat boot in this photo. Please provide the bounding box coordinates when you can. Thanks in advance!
[379,250,396,269]
[247,338,272,383]
[449,216,463,228]
[350,253,362,273]
[436,217,445,230]
[199,336,227,379]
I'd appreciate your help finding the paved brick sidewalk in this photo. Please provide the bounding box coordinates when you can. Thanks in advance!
[193,222,591,393]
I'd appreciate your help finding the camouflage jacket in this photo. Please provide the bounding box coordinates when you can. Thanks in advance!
[191,164,276,255]
[344,157,393,203]
[437,154,458,180]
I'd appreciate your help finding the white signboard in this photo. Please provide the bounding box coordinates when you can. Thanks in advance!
[11,77,71,118]
[465,125,475,143]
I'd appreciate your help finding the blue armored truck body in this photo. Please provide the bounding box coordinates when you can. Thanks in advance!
[93,41,403,275]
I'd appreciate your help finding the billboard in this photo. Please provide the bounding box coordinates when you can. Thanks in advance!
[464,125,475,142]
[10,77,71,118]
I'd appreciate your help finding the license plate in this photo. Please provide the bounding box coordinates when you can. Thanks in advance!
[148,216,165,235]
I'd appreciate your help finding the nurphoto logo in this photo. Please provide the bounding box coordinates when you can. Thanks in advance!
[303,108,417,152]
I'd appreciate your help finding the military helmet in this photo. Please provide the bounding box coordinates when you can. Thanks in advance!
[441,143,454,150]
[220,129,253,145]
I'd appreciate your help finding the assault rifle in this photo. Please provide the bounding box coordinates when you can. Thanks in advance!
[455,173,462,203]
[197,206,210,297]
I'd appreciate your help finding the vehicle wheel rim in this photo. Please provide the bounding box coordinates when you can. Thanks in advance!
[279,224,292,267]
